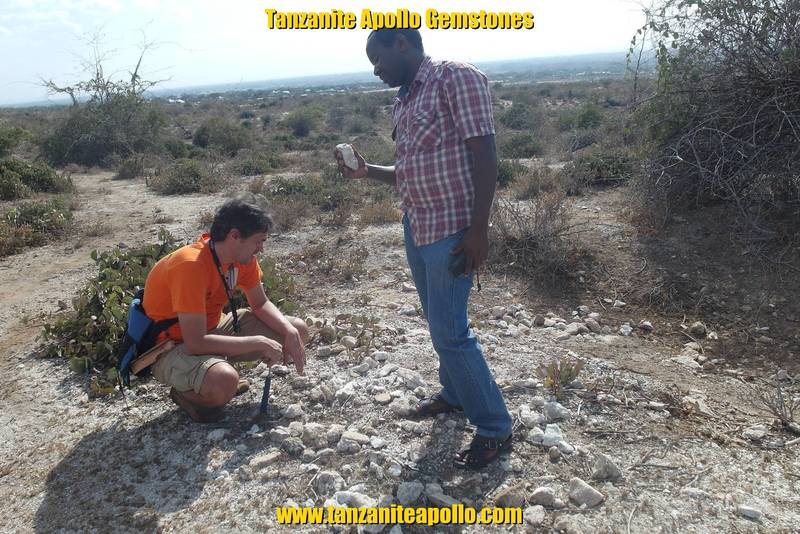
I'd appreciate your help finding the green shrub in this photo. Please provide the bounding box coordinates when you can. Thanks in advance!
[0,126,29,158]
[239,110,256,119]
[266,165,356,212]
[563,150,634,191]
[164,138,189,159]
[498,133,543,158]
[148,159,224,195]
[0,173,31,200]
[559,103,605,131]
[41,95,165,166]
[497,159,527,188]
[283,106,322,138]
[0,198,73,256]
[40,230,298,375]
[0,158,72,199]
[192,118,251,155]
[114,156,145,180]
[235,153,282,176]
[498,103,541,131]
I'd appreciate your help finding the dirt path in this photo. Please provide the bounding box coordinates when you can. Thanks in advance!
[1,174,798,533]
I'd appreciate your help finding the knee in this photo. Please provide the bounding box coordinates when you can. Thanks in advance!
[202,363,239,406]
[290,317,310,344]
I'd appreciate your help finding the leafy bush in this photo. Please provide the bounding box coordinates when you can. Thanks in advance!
[562,150,635,192]
[558,103,605,131]
[114,156,145,180]
[147,159,224,195]
[632,0,800,239]
[192,118,251,155]
[498,103,541,131]
[266,165,356,212]
[164,138,189,159]
[283,106,322,137]
[0,126,29,158]
[498,133,544,158]
[497,159,527,188]
[40,231,298,376]
[0,158,73,200]
[234,153,282,176]
[41,95,166,167]
[0,198,73,256]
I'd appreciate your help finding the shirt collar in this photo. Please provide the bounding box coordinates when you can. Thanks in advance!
[396,55,433,101]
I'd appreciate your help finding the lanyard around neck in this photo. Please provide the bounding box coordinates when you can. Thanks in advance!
[208,240,240,334]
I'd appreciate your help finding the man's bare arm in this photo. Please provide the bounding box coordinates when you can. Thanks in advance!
[245,284,306,374]
[335,147,396,186]
[451,134,498,273]
[178,312,282,362]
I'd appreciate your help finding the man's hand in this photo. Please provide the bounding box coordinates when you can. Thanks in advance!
[282,326,306,375]
[252,335,284,366]
[451,224,489,275]
[334,146,368,179]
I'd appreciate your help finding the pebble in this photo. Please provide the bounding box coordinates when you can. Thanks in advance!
[495,485,526,508]
[402,282,416,292]
[568,477,605,507]
[315,471,346,495]
[681,487,710,499]
[612,300,626,308]
[249,451,282,470]
[737,505,763,521]
[526,427,545,444]
[689,321,707,337]
[271,365,290,377]
[542,424,563,447]
[584,318,602,333]
[369,436,387,449]
[341,336,358,349]
[544,401,571,422]
[284,403,304,419]
[619,324,633,336]
[638,320,654,332]
[548,446,561,462]
[533,314,545,326]
[523,505,546,527]
[592,453,622,481]
[280,437,305,456]
[396,481,425,505]
[372,351,390,362]
[529,487,557,507]
[208,429,227,441]
[374,393,393,405]
[742,424,768,441]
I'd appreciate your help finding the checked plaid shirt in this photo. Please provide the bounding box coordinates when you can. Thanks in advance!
[392,56,495,246]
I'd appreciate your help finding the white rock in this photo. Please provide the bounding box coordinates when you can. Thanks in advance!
[557,441,575,454]
[396,368,426,389]
[742,424,768,441]
[396,481,425,505]
[671,355,702,369]
[568,477,605,507]
[302,423,328,449]
[208,429,227,441]
[284,403,304,419]
[619,324,634,336]
[523,505,546,527]
[542,424,563,447]
[315,471,346,495]
[529,487,557,507]
[544,401,571,422]
[402,282,417,292]
[584,318,602,333]
[526,427,545,444]
[612,300,626,308]
[370,436,387,449]
[372,351,390,362]
[638,320,654,332]
[335,381,358,402]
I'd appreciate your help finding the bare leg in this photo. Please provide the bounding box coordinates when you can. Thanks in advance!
[179,361,239,408]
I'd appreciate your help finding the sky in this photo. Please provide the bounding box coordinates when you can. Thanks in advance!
[0,0,647,105]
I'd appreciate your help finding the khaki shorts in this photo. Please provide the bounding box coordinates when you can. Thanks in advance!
[151,309,284,393]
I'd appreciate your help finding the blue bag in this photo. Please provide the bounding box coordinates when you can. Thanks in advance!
[117,288,177,387]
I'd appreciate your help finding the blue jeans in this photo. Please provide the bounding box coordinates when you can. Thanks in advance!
[403,215,512,438]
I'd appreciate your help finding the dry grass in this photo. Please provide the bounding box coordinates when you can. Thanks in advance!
[84,219,113,237]
[357,199,401,227]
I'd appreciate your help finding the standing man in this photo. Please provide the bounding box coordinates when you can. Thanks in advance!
[335,29,512,469]
[143,198,308,423]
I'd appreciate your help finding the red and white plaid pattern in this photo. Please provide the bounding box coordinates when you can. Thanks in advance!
[393,56,495,246]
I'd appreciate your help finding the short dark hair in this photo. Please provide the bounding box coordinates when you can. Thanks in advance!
[368,29,423,51]
[209,198,273,241]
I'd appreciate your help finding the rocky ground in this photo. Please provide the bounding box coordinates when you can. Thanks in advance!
[0,172,799,533]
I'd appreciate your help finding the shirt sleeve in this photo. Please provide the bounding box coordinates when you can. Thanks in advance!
[168,260,207,314]
[236,257,263,291]
[442,65,496,140]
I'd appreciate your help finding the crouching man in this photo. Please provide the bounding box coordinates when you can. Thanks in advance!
[143,198,308,422]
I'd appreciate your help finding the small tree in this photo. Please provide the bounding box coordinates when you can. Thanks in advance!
[40,34,168,166]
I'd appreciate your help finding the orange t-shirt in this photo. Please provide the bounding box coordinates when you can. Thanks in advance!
[142,233,263,342]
